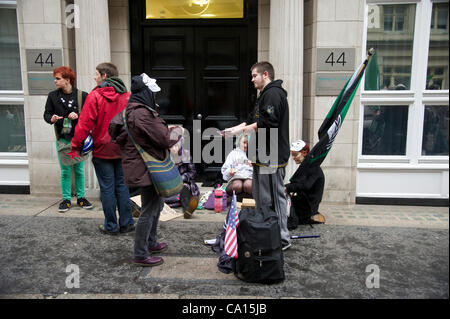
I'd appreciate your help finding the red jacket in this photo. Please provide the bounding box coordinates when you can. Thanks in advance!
[71,86,130,159]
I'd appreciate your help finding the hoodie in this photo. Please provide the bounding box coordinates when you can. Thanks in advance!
[71,78,130,159]
[248,80,290,167]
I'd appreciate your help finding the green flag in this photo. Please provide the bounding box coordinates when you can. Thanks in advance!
[290,49,375,182]
[364,50,380,90]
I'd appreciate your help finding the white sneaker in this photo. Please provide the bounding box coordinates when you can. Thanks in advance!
[204,238,217,246]
[282,243,292,251]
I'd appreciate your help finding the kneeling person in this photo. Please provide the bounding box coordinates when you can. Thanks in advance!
[285,140,325,229]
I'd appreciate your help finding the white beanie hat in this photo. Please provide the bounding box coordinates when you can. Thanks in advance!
[290,140,306,152]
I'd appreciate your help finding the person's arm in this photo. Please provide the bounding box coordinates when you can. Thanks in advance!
[224,122,257,137]
[43,93,63,125]
[285,170,318,194]
[131,109,181,151]
[221,151,236,181]
[71,92,98,151]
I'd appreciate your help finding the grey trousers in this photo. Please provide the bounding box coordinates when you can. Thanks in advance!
[252,165,291,245]
[134,185,164,259]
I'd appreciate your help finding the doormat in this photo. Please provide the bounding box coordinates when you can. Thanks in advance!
[130,195,183,222]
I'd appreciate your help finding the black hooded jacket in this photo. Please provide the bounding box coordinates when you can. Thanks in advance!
[247,80,290,167]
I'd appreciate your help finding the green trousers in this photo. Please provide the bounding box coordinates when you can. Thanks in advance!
[56,140,85,200]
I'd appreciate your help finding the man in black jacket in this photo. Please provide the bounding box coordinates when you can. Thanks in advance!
[285,140,325,230]
[224,61,291,250]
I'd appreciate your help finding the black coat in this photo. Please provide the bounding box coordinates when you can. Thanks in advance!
[109,102,182,188]
[43,88,88,141]
[285,164,325,218]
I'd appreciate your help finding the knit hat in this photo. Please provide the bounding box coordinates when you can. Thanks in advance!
[290,140,306,152]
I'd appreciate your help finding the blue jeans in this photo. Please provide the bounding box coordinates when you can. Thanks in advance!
[92,157,134,232]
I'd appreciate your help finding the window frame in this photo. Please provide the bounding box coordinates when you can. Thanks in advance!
[0,0,27,161]
[360,0,449,169]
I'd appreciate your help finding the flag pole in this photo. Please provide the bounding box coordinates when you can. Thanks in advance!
[342,48,375,98]
[356,48,375,82]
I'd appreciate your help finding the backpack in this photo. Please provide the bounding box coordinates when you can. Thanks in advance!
[203,186,228,211]
[234,175,285,284]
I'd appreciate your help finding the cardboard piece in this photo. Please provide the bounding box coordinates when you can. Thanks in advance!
[130,195,183,221]
[241,198,256,209]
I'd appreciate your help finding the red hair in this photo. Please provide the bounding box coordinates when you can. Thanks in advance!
[302,144,310,154]
[53,66,76,86]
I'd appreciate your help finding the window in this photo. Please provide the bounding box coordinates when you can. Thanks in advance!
[0,1,25,155]
[366,4,416,90]
[362,0,449,163]
[146,0,244,19]
[426,2,448,90]
[422,105,449,156]
[362,105,409,155]
[0,6,22,90]
[0,105,26,152]
[431,2,449,30]
[383,5,408,31]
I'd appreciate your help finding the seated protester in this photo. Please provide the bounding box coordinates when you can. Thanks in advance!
[285,140,326,230]
[221,134,253,201]
[165,141,200,219]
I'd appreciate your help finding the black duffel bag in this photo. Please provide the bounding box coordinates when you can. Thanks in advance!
[234,206,285,284]
[234,176,285,284]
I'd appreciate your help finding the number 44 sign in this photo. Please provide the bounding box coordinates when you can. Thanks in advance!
[26,49,63,72]
[317,48,355,72]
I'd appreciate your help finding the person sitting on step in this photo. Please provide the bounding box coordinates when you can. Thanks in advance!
[221,134,253,202]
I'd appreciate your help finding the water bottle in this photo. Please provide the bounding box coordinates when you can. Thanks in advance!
[214,185,223,213]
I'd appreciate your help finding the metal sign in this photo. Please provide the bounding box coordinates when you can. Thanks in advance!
[26,49,63,72]
[316,72,352,96]
[27,72,55,95]
[317,48,355,72]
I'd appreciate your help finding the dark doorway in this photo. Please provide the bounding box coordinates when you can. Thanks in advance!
[129,0,257,184]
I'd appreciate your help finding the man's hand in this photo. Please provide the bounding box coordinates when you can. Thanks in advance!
[68,112,78,120]
[51,114,63,123]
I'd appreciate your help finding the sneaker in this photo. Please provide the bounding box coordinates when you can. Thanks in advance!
[119,224,135,234]
[132,256,164,267]
[282,243,292,251]
[149,242,168,254]
[77,198,93,210]
[58,200,71,213]
[98,225,119,236]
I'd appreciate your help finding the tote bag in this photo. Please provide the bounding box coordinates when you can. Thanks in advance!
[122,110,183,198]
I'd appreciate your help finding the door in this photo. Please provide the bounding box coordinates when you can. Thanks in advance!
[142,26,252,180]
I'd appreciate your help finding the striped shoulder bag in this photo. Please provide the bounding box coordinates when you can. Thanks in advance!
[122,109,183,198]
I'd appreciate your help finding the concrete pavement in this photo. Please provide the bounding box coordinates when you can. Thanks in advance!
[0,192,448,299]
